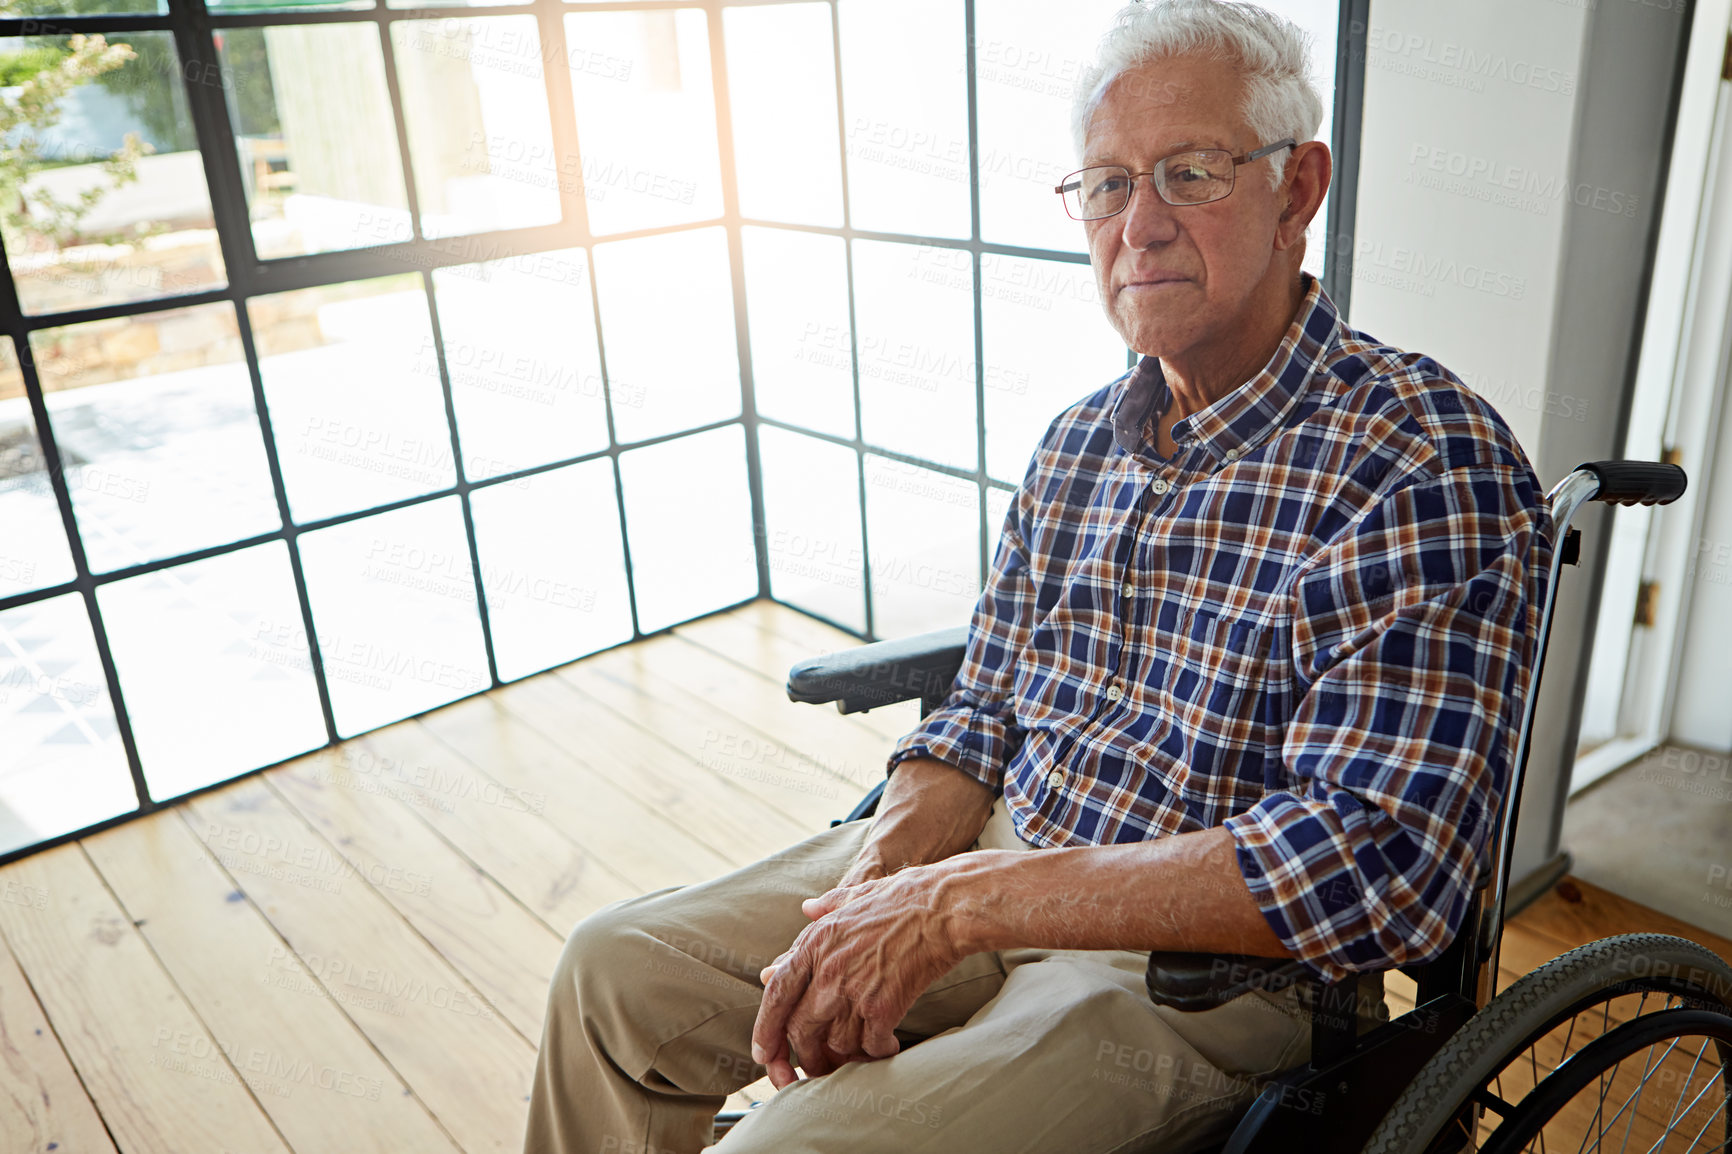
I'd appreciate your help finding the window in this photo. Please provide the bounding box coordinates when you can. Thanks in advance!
[0,0,1352,859]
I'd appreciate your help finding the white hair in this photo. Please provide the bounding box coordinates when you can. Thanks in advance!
[1071,0,1326,188]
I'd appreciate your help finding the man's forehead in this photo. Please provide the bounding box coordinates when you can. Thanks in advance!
[1083,60,1251,159]
[1082,120,1244,163]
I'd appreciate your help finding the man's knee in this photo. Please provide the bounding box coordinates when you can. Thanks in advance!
[551,896,661,1012]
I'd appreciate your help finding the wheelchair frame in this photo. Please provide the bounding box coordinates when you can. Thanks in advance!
[725,460,1715,1153]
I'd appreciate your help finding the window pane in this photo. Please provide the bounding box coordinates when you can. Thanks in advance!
[392,17,562,239]
[1,32,225,315]
[759,426,863,632]
[211,0,370,12]
[724,3,841,228]
[594,227,740,444]
[980,253,1126,483]
[1,0,162,14]
[974,0,1124,254]
[742,226,853,439]
[298,496,490,736]
[216,25,411,259]
[0,593,134,854]
[470,459,633,681]
[1262,0,1339,282]
[985,484,1011,544]
[249,275,454,524]
[565,10,723,235]
[837,0,969,239]
[29,302,282,573]
[433,249,608,480]
[863,453,978,638]
[977,1,1339,271]
[619,424,755,633]
[98,542,326,800]
[0,338,76,597]
[853,239,976,470]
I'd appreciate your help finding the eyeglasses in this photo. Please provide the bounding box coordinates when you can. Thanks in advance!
[1054,139,1296,220]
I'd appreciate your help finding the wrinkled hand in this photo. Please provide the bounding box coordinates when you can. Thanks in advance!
[751,861,966,1090]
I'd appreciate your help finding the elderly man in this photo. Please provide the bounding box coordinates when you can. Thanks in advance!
[523,1,1552,1151]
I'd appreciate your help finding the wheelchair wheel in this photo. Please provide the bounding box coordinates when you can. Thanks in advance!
[1363,933,1732,1154]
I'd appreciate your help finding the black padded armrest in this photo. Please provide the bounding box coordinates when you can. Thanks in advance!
[785,626,968,715]
[1145,951,1313,1012]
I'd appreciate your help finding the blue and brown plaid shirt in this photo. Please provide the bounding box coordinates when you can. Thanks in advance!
[887,276,1553,981]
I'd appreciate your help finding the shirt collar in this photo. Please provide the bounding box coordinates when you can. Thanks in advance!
[1110,275,1339,465]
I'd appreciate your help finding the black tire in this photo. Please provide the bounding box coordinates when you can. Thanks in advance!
[1362,933,1732,1154]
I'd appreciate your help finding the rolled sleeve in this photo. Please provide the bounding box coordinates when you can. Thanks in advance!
[1222,464,1552,981]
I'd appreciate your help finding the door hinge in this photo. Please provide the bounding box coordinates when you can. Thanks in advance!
[1634,580,1660,627]
[1723,34,1732,81]
[1663,444,1683,466]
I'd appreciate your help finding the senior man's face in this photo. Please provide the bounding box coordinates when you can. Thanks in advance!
[1082,55,1293,360]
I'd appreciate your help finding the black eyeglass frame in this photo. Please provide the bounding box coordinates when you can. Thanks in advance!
[1054,138,1299,220]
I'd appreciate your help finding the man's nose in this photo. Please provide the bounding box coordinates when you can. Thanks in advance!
[1119,176,1179,250]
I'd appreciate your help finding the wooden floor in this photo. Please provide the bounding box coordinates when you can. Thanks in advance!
[2,599,1728,1154]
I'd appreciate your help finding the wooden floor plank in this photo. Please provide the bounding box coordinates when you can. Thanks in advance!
[678,606,923,743]
[183,778,536,1154]
[81,808,462,1154]
[0,844,291,1154]
[417,690,740,888]
[631,633,890,804]
[17,603,1732,1154]
[358,719,641,934]
[1514,876,1732,964]
[569,639,872,831]
[266,748,565,1044]
[496,671,814,863]
[0,917,116,1154]
[671,612,918,746]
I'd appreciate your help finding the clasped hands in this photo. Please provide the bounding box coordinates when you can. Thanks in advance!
[748,851,1001,1090]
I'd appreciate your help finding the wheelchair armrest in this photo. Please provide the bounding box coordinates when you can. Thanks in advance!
[1144,951,1313,1012]
[785,625,969,715]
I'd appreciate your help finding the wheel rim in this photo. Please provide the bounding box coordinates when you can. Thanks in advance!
[1425,990,1732,1154]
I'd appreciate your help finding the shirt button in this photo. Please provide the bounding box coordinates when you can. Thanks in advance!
[1150,478,1171,495]
[1047,769,1065,790]
[1122,581,1134,598]
[1224,447,1240,461]
[1105,682,1123,702]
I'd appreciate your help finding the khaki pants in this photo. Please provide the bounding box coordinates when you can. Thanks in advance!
[524,799,1365,1154]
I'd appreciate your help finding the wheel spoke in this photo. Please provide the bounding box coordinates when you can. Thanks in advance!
[1617,1029,1668,1154]
[1655,1060,1725,1154]
[1658,1036,1714,1143]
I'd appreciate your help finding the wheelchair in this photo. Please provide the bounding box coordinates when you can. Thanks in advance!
[716,459,1731,1153]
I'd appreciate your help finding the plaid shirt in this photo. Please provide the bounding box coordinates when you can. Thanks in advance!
[887,277,1553,981]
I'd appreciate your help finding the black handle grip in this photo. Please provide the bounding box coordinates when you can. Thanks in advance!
[1581,461,1687,507]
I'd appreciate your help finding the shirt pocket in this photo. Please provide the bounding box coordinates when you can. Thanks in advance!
[1164,609,1287,812]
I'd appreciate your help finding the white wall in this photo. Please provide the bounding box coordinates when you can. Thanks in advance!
[1349,2,1587,457]
[1347,0,1692,885]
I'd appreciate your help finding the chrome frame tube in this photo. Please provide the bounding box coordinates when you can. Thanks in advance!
[1478,466,1604,991]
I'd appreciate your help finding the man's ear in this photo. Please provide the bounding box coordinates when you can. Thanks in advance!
[1274,141,1331,250]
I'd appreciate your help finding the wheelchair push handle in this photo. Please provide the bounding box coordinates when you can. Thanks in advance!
[1580,460,1686,506]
